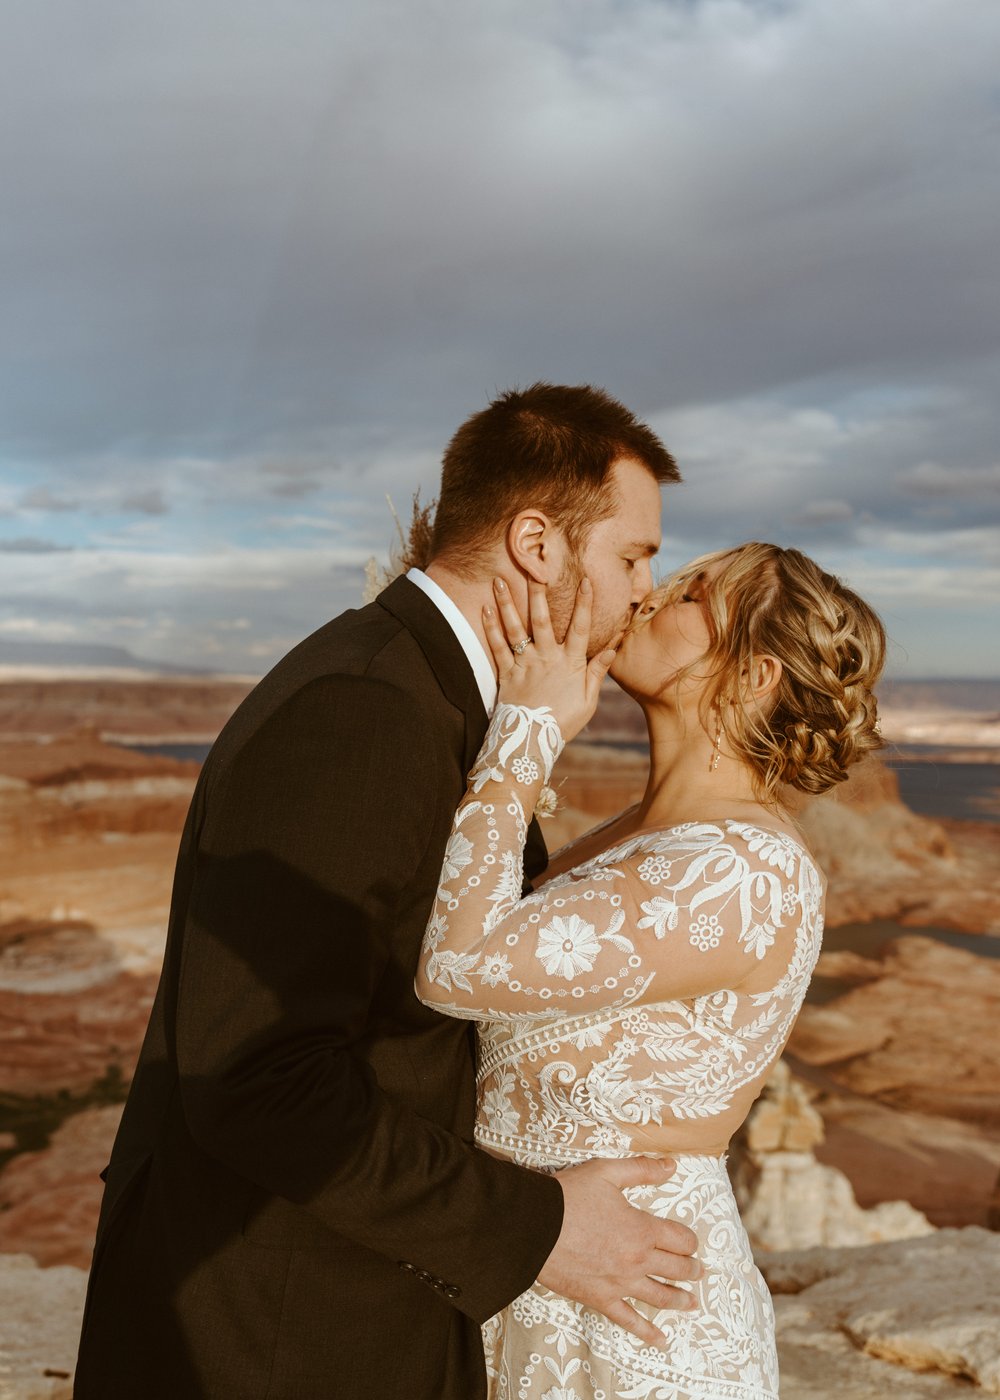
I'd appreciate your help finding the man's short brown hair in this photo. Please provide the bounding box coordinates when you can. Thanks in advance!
[429,382,680,573]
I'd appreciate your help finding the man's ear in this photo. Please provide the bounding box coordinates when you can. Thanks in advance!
[506,510,562,583]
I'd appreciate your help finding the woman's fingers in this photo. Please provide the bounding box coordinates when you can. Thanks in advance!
[565,577,593,661]
[491,574,613,742]
[492,578,530,650]
[525,578,555,651]
[482,604,515,677]
[586,646,618,705]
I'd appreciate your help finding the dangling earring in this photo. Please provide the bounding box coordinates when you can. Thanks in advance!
[710,706,722,773]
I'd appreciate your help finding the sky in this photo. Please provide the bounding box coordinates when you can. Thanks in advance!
[1,0,998,677]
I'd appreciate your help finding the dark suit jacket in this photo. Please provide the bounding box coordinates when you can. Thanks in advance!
[73,577,564,1400]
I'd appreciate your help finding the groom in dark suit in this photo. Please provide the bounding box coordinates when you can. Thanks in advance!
[74,383,700,1399]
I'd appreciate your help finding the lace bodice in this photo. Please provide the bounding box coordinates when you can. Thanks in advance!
[416,704,826,1166]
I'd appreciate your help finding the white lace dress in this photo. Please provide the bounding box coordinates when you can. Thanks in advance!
[417,704,826,1400]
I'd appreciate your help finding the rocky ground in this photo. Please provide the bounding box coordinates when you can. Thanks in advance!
[791,938,1000,1125]
[4,1230,998,1399]
[765,1227,1000,1397]
[0,1254,86,1400]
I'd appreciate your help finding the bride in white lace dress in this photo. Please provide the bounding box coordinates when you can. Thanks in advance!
[416,542,885,1400]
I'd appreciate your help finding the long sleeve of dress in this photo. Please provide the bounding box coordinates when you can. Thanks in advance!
[415,703,820,1026]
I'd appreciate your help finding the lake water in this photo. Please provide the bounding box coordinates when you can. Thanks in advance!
[884,746,999,822]
[805,918,1000,1004]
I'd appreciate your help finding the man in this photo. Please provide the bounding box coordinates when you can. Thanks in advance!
[74,383,701,1400]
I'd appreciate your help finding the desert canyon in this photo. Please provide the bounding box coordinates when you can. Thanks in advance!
[0,669,998,1397]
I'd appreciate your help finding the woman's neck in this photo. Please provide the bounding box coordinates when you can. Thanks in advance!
[632,701,781,830]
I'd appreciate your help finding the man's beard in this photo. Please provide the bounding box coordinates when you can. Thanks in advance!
[547,551,629,655]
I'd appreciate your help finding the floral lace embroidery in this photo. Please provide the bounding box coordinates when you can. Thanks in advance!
[483,1157,780,1400]
[469,702,564,793]
[416,704,824,1399]
[417,704,825,1164]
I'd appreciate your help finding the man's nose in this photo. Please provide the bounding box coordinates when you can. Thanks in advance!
[632,559,655,602]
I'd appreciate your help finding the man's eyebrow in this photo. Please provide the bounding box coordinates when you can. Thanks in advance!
[628,541,660,557]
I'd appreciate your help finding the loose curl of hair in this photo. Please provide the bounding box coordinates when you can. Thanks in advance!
[657,543,887,803]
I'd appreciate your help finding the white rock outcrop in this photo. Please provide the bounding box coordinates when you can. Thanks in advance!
[731,1060,934,1250]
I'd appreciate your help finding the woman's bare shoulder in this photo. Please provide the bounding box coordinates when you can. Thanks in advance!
[540,805,640,882]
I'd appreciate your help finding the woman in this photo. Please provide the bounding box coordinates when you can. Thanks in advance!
[416,542,886,1400]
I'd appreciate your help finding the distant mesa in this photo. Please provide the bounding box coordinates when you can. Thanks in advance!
[879,677,1000,712]
[0,639,209,676]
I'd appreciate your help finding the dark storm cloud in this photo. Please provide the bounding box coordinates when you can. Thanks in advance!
[2,0,998,674]
[896,462,1000,498]
[2,0,998,463]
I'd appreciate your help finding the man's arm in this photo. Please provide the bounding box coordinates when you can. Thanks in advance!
[174,672,563,1323]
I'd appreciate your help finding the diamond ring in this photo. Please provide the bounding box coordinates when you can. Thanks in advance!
[512,637,532,656]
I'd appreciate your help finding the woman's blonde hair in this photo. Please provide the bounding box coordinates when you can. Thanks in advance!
[657,543,887,802]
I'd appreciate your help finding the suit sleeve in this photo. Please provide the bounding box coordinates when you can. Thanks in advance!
[174,673,562,1323]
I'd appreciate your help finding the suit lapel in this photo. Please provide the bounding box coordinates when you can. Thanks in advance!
[376,576,489,776]
[376,575,548,885]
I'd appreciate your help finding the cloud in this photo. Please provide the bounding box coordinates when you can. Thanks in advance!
[860,524,1000,567]
[896,461,1000,498]
[2,0,999,459]
[1,0,998,675]
[260,462,325,499]
[790,499,855,527]
[0,616,80,642]
[120,487,169,515]
[649,384,1000,549]
[0,537,75,553]
[19,487,81,513]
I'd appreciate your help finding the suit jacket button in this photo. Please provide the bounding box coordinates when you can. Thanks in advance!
[417,1269,434,1284]
[397,1261,416,1273]
[444,1284,462,1299]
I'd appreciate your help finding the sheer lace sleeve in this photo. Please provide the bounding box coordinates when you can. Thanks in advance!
[415,704,814,1023]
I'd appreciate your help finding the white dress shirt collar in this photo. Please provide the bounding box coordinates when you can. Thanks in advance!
[405,568,498,714]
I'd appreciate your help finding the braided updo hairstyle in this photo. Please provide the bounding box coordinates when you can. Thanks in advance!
[662,543,887,802]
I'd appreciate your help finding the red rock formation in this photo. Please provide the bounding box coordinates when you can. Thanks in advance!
[0,678,997,1274]
[0,1106,122,1269]
[0,677,251,742]
[0,973,156,1099]
[791,937,1000,1126]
